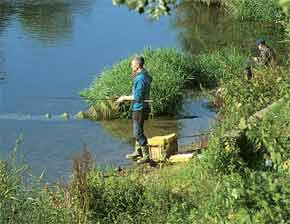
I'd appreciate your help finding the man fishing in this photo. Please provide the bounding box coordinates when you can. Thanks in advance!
[245,39,275,79]
[116,56,152,164]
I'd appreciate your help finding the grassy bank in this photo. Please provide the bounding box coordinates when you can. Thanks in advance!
[81,48,196,119]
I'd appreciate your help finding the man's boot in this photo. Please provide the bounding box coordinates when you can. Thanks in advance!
[126,142,142,161]
[137,145,150,164]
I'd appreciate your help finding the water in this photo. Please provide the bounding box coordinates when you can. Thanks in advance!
[0,0,285,182]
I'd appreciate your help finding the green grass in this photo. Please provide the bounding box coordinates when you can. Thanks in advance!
[229,0,286,22]
[0,142,72,224]
[192,48,247,87]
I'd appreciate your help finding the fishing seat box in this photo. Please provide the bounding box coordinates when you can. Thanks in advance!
[148,133,178,162]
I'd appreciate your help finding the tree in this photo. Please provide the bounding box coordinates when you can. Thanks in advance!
[112,0,177,18]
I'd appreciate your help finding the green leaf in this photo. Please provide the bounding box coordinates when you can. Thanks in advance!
[239,117,247,130]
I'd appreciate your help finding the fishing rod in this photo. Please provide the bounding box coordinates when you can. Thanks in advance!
[88,97,154,103]
[90,98,208,120]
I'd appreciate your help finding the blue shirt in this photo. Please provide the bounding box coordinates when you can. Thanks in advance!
[131,69,152,111]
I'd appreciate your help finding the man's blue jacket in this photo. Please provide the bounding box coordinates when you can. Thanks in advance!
[131,69,152,111]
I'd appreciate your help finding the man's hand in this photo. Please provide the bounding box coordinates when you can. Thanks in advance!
[116,96,125,103]
[116,95,134,103]
[253,57,258,62]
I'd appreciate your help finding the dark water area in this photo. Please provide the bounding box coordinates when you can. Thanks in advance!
[0,0,286,182]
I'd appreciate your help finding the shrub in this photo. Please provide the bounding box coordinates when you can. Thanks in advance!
[246,98,290,172]
[191,170,290,223]
[202,63,290,173]
[193,48,247,87]
[85,162,215,224]
[219,66,290,123]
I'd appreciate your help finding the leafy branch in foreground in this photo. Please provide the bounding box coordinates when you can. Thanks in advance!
[112,0,176,18]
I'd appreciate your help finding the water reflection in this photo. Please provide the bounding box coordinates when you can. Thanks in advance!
[0,0,95,44]
[100,96,216,148]
[0,76,7,112]
[0,2,14,33]
[173,2,287,55]
[101,118,179,145]
[17,2,73,44]
[0,24,6,103]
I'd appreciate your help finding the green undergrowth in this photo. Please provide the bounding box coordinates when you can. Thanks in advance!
[195,48,290,173]
[228,0,286,22]
[0,143,72,224]
[246,98,290,171]
[81,48,196,119]
[218,66,290,124]
[192,48,247,87]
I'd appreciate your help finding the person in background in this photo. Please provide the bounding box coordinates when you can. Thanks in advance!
[116,56,152,164]
[245,39,275,80]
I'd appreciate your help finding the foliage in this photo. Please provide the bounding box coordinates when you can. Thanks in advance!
[219,66,290,120]
[229,0,286,22]
[112,0,176,18]
[81,48,196,118]
[197,49,290,173]
[84,161,215,224]
[186,48,290,223]
[192,48,247,87]
[194,170,290,223]
[0,141,72,224]
[246,98,290,172]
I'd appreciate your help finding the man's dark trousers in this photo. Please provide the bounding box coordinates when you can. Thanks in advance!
[132,109,148,146]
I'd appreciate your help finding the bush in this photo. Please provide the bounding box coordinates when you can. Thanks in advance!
[219,66,290,123]
[86,165,195,223]
[81,48,196,118]
[193,48,247,87]
[201,60,290,172]
[191,170,290,223]
[87,171,146,223]
[246,98,290,171]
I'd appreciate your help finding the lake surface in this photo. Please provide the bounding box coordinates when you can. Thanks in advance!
[0,0,286,182]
